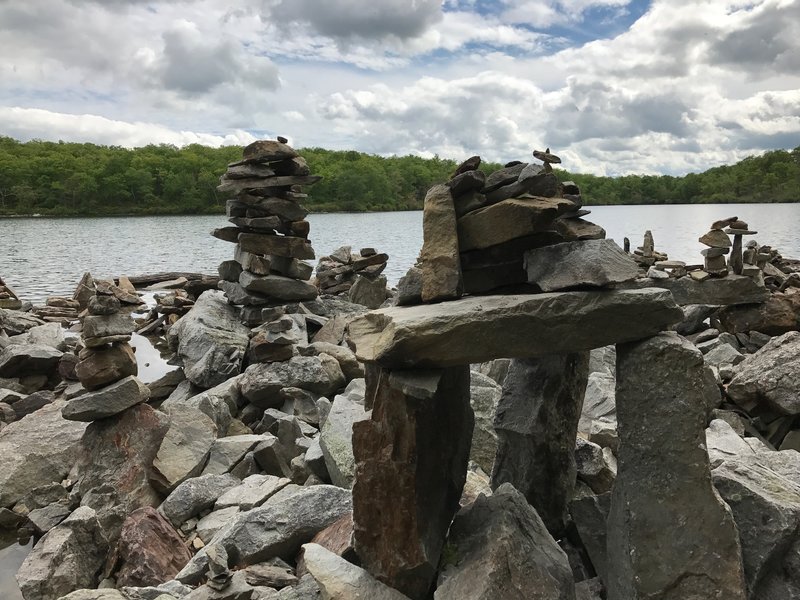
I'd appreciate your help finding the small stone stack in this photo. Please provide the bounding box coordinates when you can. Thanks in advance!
[0,276,22,310]
[213,138,321,326]
[697,216,736,278]
[63,282,150,421]
[632,230,669,269]
[315,246,389,309]
[403,148,615,304]
[724,219,757,277]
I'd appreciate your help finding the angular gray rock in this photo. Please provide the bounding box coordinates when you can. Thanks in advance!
[151,407,218,493]
[712,450,800,597]
[62,376,150,421]
[435,483,575,600]
[524,239,638,291]
[167,290,250,388]
[176,485,352,584]
[491,353,589,535]
[16,507,109,600]
[202,434,265,476]
[579,371,616,441]
[160,375,241,435]
[6,322,66,351]
[348,289,682,368]
[320,391,369,488]
[215,474,291,511]
[239,271,318,302]
[468,371,500,474]
[569,490,611,584]
[83,313,135,339]
[727,331,800,415]
[0,307,45,335]
[0,401,87,508]
[349,274,388,309]
[302,543,411,600]
[160,473,241,527]
[607,332,746,600]
[240,355,345,407]
[0,343,62,377]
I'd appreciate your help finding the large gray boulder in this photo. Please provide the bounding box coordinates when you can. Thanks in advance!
[240,355,345,407]
[16,506,109,600]
[320,392,369,488]
[468,371,500,474]
[491,353,589,535]
[435,483,574,599]
[727,331,800,415]
[623,273,769,306]
[0,308,45,336]
[0,401,87,508]
[524,239,638,291]
[159,473,241,527]
[302,543,411,600]
[0,343,62,377]
[607,333,746,599]
[167,290,250,388]
[176,485,352,584]
[349,289,682,368]
[712,450,800,597]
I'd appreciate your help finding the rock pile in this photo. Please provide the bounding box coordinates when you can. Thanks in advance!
[315,245,390,309]
[0,275,21,309]
[63,283,149,421]
[631,230,669,270]
[213,139,320,326]
[402,149,625,304]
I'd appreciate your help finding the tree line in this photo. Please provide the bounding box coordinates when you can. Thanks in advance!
[0,136,797,216]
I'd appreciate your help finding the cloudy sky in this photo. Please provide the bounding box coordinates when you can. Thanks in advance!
[1,0,798,175]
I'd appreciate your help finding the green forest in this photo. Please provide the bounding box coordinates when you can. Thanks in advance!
[0,136,798,216]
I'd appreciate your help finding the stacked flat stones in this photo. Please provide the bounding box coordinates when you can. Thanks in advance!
[213,139,320,326]
[694,216,758,281]
[63,281,150,421]
[632,230,669,269]
[0,276,21,309]
[406,149,627,304]
[315,246,389,308]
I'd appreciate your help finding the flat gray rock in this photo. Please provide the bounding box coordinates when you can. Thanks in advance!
[160,473,241,527]
[240,271,318,302]
[62,376,150,421]
[240,355,345,407]
[151,407,218,494]
[6,322,66,351]
[524,239,638,291]
[622,273,769,306]
[348,289,682,368]
[215,474,291,510]
[0,343,62,377]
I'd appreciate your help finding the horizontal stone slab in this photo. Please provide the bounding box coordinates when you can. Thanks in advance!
[238,233,315,260]
[348,288,683,368]
[619,274,769,306]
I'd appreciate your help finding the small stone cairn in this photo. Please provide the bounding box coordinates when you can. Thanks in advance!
[0,275,21,309]
[693,216,759,281]
[315,246,389,309]
[398,148,638,304]
[213,138,320,326]
[62,279,150,422]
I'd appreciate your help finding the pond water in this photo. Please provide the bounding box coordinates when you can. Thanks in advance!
[1,205,799,304]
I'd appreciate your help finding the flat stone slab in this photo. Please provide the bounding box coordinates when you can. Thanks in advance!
[348,289,682,368]
[621,274,768,306]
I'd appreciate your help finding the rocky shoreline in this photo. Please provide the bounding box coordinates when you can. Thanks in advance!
[2,140,800,600]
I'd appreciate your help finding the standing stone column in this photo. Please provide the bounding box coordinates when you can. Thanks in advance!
[352,365,474,600]
[607,332,746,600]
[490,352,590,536]
[420,184,462,303]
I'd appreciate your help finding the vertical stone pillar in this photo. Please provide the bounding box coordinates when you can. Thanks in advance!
[352,365,474,600]
[607,332,746,600]
[420,184,463,302]
[490,352,590,536]
[730,233,744,275]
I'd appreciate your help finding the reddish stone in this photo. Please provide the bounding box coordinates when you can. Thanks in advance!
[116,506,192,587]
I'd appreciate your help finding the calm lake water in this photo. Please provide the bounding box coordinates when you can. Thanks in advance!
[1,204,799,304]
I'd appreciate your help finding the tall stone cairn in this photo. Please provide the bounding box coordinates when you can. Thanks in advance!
[213,138,321,325]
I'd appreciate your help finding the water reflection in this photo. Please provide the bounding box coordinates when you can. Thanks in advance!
[0,530,32,600]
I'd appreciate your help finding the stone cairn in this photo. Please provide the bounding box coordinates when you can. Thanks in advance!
[315,245,390,309]
[62,278,150,422]
[0,275,21,310]
[397,148,626,304]
[212,138,320,327]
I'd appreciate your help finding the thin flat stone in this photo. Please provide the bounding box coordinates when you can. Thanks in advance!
[348,289,682,368]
